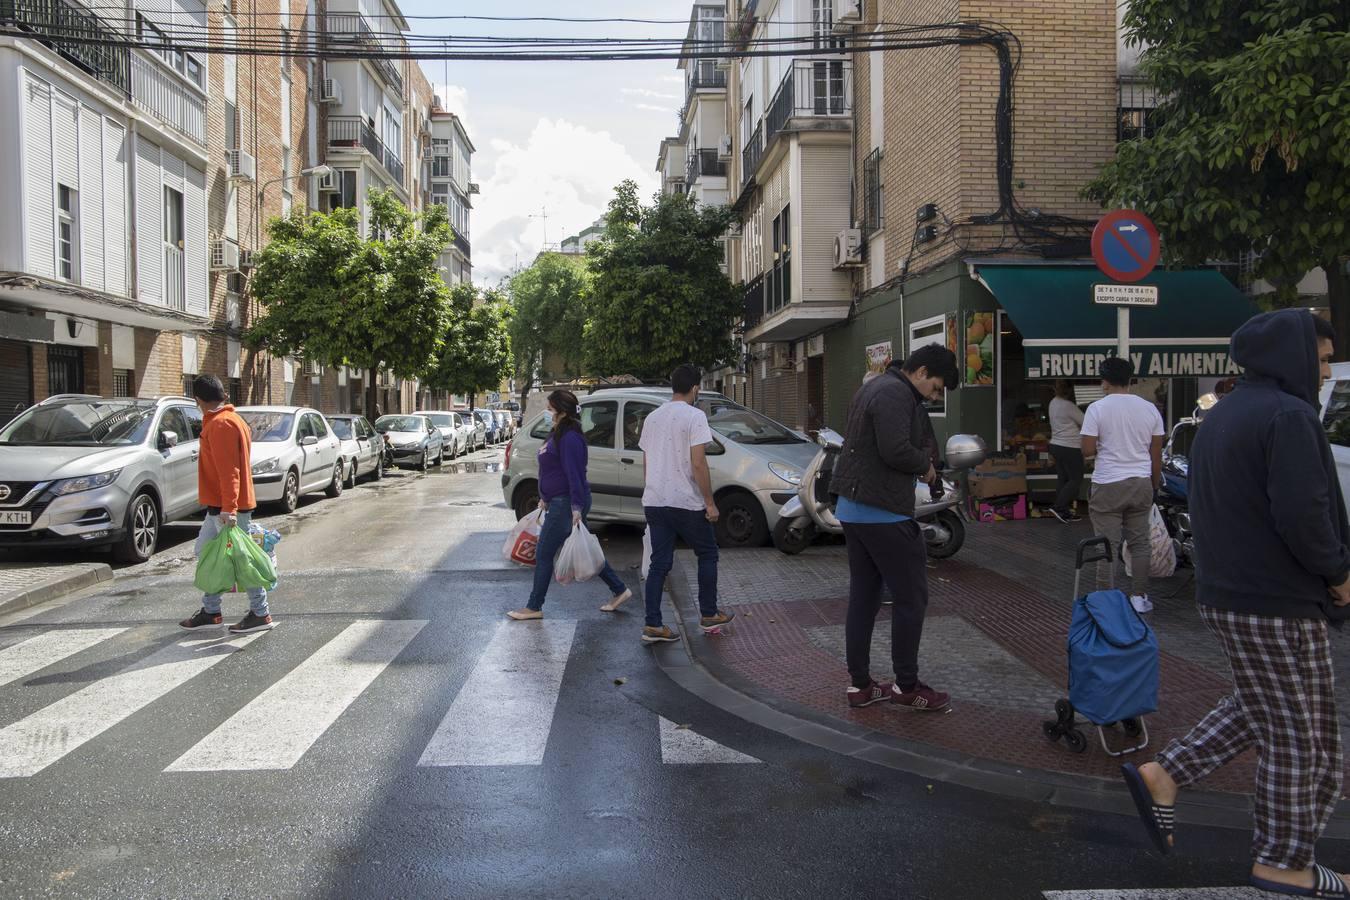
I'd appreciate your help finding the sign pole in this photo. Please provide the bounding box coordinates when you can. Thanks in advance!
[1118,307,1130,359]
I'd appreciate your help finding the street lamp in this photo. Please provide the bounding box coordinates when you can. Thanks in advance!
[258,164,334,209]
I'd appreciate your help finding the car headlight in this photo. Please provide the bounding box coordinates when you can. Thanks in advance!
[398,441,420,450]
[768,462,803,485]
[50,469,123,496]
[251,457,280,476]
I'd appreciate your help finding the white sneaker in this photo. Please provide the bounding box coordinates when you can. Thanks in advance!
[1130,595,1154,614]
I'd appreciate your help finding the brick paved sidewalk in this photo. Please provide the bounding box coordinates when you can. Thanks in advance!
[672,518,1350,798]
[0,562,112,617]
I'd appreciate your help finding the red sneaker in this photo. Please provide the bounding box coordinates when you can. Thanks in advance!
[891,682,950,712]
[847,680,893,709]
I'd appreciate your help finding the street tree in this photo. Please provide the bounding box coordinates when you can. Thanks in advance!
[507,251,590,405]
[426,283,513,410]
[584,180,741,380]
[1086,2,1350,345]
[246,189,452,413]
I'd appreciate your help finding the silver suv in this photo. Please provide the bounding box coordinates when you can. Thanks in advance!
[501,388,819,547]
[0,394,206,562]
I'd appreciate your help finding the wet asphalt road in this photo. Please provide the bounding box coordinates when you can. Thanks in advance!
[0,449,1340,899]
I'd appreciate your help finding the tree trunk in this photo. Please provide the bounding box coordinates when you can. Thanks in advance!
[1329,258,1350,362]
[367,367,379,419]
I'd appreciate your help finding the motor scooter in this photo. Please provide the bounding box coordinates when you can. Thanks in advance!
[1154,392,1216,568]
[773,430,988,558]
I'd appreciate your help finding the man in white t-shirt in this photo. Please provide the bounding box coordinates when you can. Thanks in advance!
[1080,356,1165,606]
[637,364,735,644]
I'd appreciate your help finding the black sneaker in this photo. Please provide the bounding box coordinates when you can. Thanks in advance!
[1048,508,1070,524]
[228,612,275,634]
[180,608,222,629]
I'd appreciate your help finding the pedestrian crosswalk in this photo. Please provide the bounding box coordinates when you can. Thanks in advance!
[0,619,759,778]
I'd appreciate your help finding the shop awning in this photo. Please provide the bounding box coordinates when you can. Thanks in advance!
[971,263,1261,379]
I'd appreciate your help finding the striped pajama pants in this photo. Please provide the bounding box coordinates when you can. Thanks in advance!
[1157,606,1343,870]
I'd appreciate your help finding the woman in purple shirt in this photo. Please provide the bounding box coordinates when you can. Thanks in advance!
[508,390,632,620]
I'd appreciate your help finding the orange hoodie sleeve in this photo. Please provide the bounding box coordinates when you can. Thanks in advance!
[217,420,246,514]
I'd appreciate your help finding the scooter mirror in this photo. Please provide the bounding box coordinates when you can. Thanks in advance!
[944,434,988,470]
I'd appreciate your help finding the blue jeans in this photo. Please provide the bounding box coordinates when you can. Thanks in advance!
[527,496,627,610]
[643,506,719,628]
[197,510,270,617]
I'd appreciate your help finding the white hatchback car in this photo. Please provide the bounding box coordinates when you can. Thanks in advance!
[236,406,344,513]
[325,413,385,487]
[1319,362,1350,516]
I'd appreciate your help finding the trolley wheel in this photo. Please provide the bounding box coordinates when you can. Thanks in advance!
[1064,729,1088,754]
[1122,718,1143,738]
[1041,721,1061,740]
[1054,698,1075,725]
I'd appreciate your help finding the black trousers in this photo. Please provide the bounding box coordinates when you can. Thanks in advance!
[1049,444,1084,515]
[843,519,929,690]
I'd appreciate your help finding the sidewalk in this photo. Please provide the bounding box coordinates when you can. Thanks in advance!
[0,562,112,617]
[666,518,1350,819]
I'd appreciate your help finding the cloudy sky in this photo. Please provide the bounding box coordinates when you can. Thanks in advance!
[398,2,689,286]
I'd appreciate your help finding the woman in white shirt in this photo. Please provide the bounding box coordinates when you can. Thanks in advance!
[1048,380,1085,523]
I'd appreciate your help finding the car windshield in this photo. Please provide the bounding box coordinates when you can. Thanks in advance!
[237,411,295,442]
[426,414,454,427]
[328,419,354,440]
[0,399,158,446]
[697,400,805,446]
[377,416,424,433]
[475,411,492,421]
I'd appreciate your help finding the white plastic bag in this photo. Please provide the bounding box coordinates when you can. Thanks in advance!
[1123,504,1177,579]
[555,522,605,584]
[503,509,544,566]
[641,525,652,580]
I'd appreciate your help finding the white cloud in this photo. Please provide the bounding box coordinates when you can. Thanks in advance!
[471,118,659,287]
[431,83,472,132]
[620,87,680,101]
[631,103,671,113]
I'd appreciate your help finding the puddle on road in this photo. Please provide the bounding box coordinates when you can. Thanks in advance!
[438,462,501,475]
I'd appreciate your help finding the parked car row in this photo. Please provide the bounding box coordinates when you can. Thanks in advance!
[0,394,503,565]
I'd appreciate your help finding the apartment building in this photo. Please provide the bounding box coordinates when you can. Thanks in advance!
[430,105,476,286]
[656,136,687,197]
[0,0,462,424]
[679,5,731,208]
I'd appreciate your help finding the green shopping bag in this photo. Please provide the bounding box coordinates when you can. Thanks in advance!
[193,525,239,595]
[232,525,278,592]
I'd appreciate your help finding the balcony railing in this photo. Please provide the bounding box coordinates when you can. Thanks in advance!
[1,0,130,97]
[766,58,853,146]
[383,146,404,185]
[328,116,405,186]
[686,148,728,185]
[324,13,404,97]
[741,122,763,187]
[686,62,727,100]
[164,245,185,311]
[742,273,765,331]
[452,231,471,259]
[130,51,206,144]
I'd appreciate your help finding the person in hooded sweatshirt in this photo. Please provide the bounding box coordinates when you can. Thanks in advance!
[1121,310,1350,897]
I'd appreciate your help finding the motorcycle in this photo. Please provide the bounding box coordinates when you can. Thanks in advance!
[1154,392,1216,568]
[773,429,988,559]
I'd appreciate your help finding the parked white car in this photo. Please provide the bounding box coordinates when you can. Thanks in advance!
[236,406,344,513]
[1319,362,1350,516]
[374,414,446,471]
[325,414,385,486]
[419,410,467,459]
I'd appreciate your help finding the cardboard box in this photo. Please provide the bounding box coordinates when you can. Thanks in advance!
[978,495,1028,522]
[969,453,1028,500]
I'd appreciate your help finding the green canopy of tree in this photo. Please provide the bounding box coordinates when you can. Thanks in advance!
[425,283,512,409]
[583,180,741,380]
[1086,2,1350,339]
[245,189,452,412]
[507,251,590,402]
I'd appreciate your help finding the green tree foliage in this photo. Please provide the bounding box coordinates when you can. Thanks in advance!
[584,180,741,379]
[426,283,512,409]
[507,251,590,403]
[246,189,452,412]
[1086,2,1350,345]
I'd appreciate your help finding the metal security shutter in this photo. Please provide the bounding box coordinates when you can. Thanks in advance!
[134,136,162,304]
[23,74,55,278]
[183,163,208,316]
[78,106,105,291]
[103,119,128,295]
[0,340,32,425]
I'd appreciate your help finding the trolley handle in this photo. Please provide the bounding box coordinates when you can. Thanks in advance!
[1075,537,1112,570]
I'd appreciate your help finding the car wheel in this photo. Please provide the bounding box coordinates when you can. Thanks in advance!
[112,491,159,563]
[434,446,444,466]
[417,449,429,472]
[279,470,300,513]
[371,454,384,481]
[344,459,358,489]
[513,482,540,520]
[325,461,345,498]
[715,491,770,548]
[448,440,457,461]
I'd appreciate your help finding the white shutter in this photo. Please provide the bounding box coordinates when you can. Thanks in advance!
[52,91,78,190]
[112,325,135,368]
[135,136,163,304]
[161,148,184,190]
[23,73,55,278]
[227,339,241,379]
[78,106,105,291]
[103,119,128,296]
[181,334,198,375]
[183,164,207,315]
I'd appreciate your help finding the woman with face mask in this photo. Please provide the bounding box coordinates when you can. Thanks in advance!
[508,390,632,619]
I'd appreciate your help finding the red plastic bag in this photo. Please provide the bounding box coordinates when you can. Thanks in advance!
[503,509,544,566]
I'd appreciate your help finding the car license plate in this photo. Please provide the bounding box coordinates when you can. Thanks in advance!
[0,511,32,525]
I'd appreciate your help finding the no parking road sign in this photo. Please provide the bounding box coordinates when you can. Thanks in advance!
[1092,210,1160,283]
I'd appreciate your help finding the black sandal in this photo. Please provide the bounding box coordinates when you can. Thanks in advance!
[1120,762,1174,856]
[1251,864,1350,897]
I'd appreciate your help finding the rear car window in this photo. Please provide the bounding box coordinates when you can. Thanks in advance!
[1324,381,1350,448]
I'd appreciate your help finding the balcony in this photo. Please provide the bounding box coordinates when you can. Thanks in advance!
[328,116,405,187]
[742,273,765,331]
[741,122,763,189]
[452,231,470,260]
[685,61,727,105]
[324,13,404,97]
[1,0,130,97]
[685,148,727,185]
[765,59,853,147]
[130,51,206,145]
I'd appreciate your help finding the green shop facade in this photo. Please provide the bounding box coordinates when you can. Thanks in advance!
[821,257,1260,500]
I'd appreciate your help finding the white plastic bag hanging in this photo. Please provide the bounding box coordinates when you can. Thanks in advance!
[641,525,653,581]
[555,522,605,584]
[1123,504,1177,579]
[503,509,544,566]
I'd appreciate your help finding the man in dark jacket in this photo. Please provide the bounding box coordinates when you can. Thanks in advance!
[830,344,959,712]
[1123,310,1350,895]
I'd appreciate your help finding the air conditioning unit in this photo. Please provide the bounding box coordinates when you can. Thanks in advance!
[302,359,323,377]
[238,249,257,271]
[832,0,862,30]
[318,169,341,192]
[227,149,256,182]
[717,134,733,160]
[770,343,795,371]
[319,78,342,104]
[833,227,864,269]
[210,238,240,271]
[467,182,480,195]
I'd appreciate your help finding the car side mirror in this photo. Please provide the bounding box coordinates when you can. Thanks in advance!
[300,435,319,447]
[161,430,179,449]
[705,438,726,456]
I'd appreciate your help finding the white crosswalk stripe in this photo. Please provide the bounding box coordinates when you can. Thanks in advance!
[659,716,760,764]
[418,620,576,767]
[167,620,427,772]
[1044,889,1264,898]
[0,627,129,688]
[0,633,261,778]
